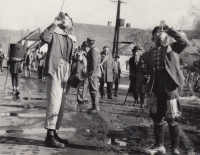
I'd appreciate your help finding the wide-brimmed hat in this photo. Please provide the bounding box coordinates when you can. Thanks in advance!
[132,46,141,53]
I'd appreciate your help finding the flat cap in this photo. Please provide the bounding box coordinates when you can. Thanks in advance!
[87,37,95,41]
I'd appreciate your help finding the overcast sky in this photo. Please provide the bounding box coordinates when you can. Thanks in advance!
[0,0,199,31]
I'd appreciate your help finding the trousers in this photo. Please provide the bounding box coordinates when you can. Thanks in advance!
[45,59,70,130]
[77,77,89,102]
[89,77,99,108]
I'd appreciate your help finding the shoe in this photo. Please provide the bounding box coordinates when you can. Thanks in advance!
[44,134,65,148]
[83,99,88,102]
[111,139,119,146]
[54,133,68,146]
[114,94,118,97]
[87,108,99,114]
[108,96,113,99]
[16,91,20,96]
[12,87,16,95]
[140,103,145,108]
[134,101,138,106]
[171,148,179,155]
[78,101,85,104]
[151,145,166,154]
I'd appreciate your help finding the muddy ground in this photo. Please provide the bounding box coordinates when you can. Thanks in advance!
[0,69,199,155]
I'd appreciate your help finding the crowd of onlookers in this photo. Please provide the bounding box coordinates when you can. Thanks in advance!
[23,50,47,80]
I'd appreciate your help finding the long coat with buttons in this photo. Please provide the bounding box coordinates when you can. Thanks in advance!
[101,54,113,82]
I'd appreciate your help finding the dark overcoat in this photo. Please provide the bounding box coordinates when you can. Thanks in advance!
[128,55,146,94]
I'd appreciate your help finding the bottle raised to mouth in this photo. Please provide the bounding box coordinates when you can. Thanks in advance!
[159,20,165,32]
[57,12,65,21]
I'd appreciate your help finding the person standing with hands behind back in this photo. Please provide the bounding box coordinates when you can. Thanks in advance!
[86,37,101,114]
[40,12,75,148]
[143,21,188,155]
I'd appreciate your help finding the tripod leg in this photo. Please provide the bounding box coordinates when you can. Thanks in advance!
[3,66,9,94]
[123,91,129,105]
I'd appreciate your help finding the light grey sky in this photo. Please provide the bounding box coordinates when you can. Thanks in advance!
[0,0,198,31]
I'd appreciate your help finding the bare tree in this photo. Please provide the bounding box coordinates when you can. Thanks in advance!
[179,16,187,31]
[190,4,200,18]
[127,29,154,52]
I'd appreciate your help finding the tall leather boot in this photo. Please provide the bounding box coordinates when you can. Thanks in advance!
[44,130,65,148]
[151,124,166,154]
[169,125,180,155]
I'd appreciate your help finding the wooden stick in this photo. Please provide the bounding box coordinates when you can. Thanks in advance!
[59,0,66,13]
[3,35,10,94]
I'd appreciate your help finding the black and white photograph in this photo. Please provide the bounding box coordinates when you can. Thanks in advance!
[0,0,199,154]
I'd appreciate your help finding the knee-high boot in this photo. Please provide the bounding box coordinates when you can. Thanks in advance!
[151,124,166,154]
[169,125,180,155]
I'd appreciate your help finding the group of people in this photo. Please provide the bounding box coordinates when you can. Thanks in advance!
[99,46,121,99]
[37,11,188,155]
[23,50,46,80]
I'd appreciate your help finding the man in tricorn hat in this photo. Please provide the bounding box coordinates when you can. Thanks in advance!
[113,54,121,97]
[86,37,101,114]
[143,21,188,154]
[40,12,75,148]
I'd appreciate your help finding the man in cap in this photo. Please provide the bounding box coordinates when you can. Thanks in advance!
[143,21,188,154]
[40,12,75,148]
[86,37,101,114]
[99,46,114,99]
[113,54,121,97]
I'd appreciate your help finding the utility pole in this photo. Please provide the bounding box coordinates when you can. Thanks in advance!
[110,0,127,57]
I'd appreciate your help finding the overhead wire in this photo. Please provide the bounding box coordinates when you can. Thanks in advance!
[75,3,115,21]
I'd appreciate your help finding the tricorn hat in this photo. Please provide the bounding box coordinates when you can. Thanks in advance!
[132,46,141,53]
